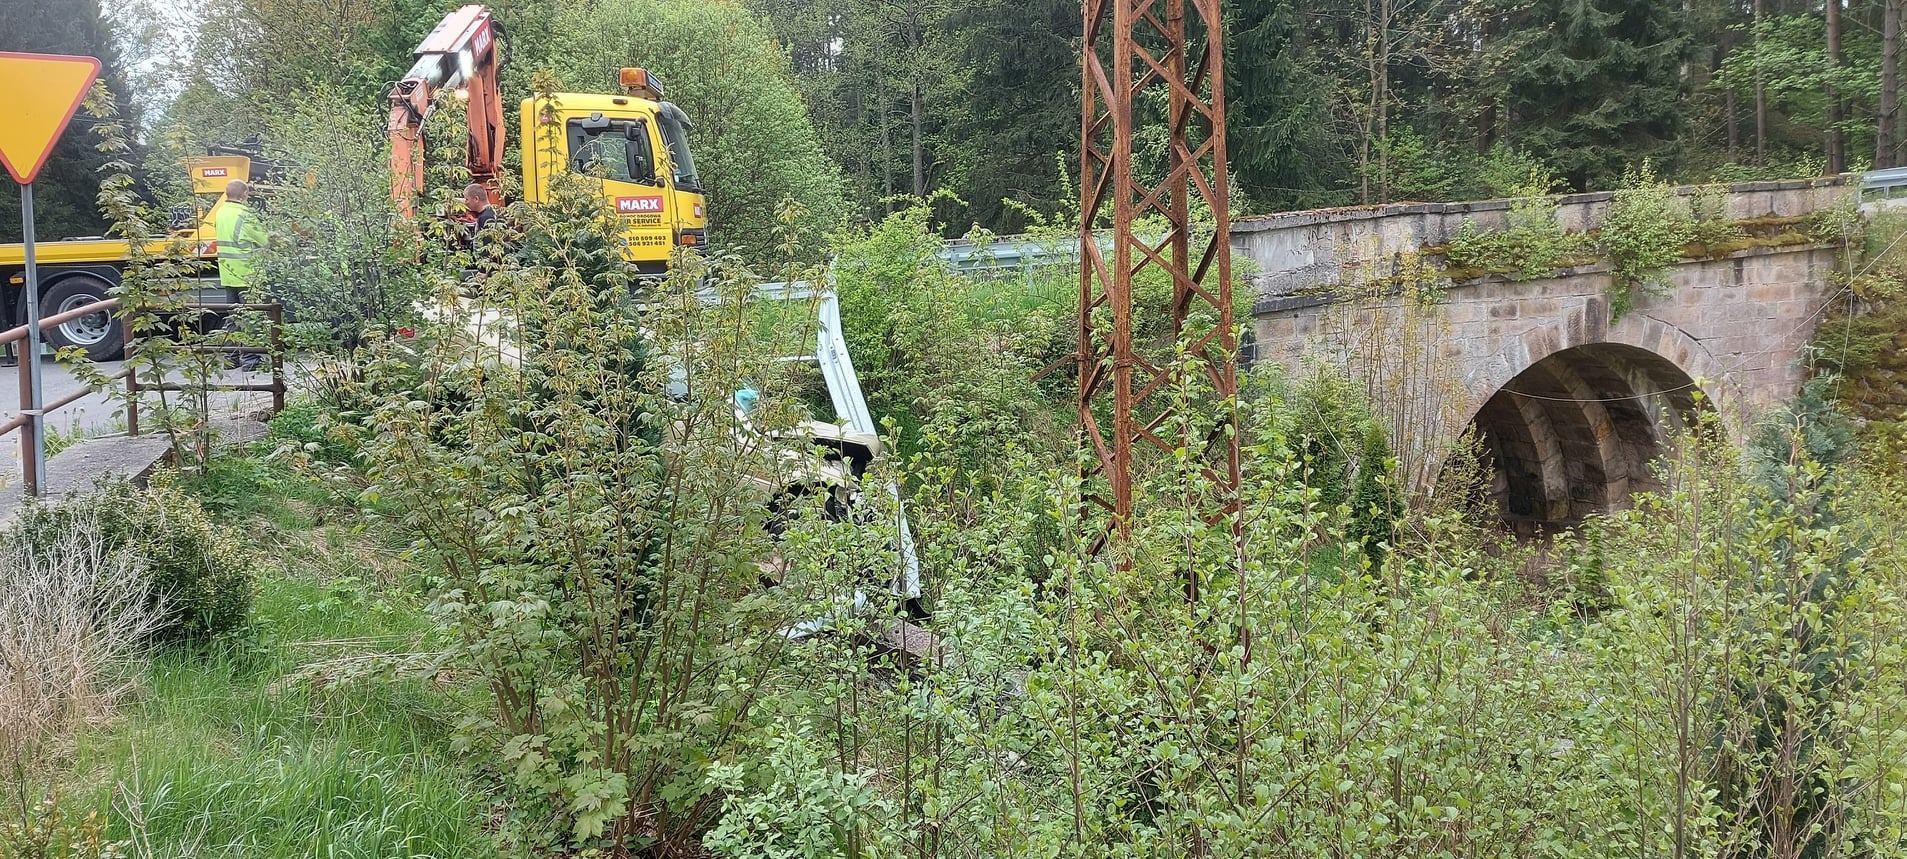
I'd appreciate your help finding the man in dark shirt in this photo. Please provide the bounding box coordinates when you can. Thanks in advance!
[459,184,505,280]
[462,184,499,237]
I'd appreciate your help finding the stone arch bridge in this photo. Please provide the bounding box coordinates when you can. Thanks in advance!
[1235,178,1852,529]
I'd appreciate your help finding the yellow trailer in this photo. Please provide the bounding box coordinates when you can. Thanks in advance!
[0,153,256,359]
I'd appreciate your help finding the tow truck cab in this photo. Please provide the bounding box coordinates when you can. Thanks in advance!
[519,68,708,275]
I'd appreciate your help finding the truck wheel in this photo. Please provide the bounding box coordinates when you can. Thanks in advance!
[41,275,122,361]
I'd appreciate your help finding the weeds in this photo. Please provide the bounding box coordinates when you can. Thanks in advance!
[2,796,128,859]
[1599,165,1698,320]
[1444,173,1590,280]
[0,500,162,783]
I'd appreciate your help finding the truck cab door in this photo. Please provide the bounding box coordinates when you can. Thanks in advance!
[656,102,708,252]
[566,114,675,266]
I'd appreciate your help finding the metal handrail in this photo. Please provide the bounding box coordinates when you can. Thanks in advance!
[0,297,121,347]
[0,299,286,496]
[124,302,287,437]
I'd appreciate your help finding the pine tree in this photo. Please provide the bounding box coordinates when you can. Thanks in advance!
[0,0,142,241]
[941,0,1079,231]
[1348,422,1402,567]
[1488,0,1691,189]
[1224,0,1345,211]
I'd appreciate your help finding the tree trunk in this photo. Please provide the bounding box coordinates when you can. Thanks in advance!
[1477,13,1498,153]
[1880,0,1901,168]
[1727,87,1738,161]
[908,12,926,197]
[1375,0,1391,201]
[911,80,925,197]
[873,51,895,202]
[1823,0,1845,172]
[1722,16,1739,161]
[1357,0,1376,203]
[1754,0,1768,163]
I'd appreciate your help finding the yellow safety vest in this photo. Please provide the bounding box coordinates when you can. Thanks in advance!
[213,200,267,290]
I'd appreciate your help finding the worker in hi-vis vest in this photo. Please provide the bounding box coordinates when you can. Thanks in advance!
[214,179,268,292]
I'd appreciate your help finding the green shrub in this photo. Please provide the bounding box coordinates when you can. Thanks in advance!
[1472,145,1560,199]
[1444,175,1587,280]
[266,399,358,466]
[0,796,128,859]
[1255,363,1381,511]
[128,479,257,643]
[830,197,1069,473]
[1598,165,1697,321]
[1811,313,1895,376]
[704,722,901,858]
[8,480,256,644]
[1347,421,1403,566]
[1686,184,1747,248]
[737,391,1907,858]
[253,88,428,350]
[353,175,790,852]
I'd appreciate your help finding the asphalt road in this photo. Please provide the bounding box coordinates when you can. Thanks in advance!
[0,356,274,483]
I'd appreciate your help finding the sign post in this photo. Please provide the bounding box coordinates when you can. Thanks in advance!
[18,182,42,493]
[0,51,103,495]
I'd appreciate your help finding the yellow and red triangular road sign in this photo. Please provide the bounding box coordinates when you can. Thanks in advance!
[0,51,102,185]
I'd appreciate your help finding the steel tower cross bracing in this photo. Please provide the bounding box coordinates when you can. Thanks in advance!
[1076,0,1241,589]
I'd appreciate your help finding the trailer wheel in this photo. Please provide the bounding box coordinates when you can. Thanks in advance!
[41,275,122,361]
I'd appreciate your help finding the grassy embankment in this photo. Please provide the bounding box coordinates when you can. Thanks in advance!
[25,435,489,857]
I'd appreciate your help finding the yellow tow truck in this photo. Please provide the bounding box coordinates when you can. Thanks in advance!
[388,5,708,274]
[0,151,268,360]
[518,77,709,271]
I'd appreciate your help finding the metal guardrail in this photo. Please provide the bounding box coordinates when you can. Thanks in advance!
[937,236,1078,275]
[0,300,286,496]
[1861,167,1907,201]
[935,232,1165,289]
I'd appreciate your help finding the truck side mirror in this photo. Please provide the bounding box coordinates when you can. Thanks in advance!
[624,127,657,183]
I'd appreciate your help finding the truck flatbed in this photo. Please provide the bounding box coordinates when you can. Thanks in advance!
[0,153,257,360]
[0,236,208,269]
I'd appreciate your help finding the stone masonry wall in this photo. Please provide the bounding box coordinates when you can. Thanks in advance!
[1231,177,1849,301]
[1248,243,1841,441]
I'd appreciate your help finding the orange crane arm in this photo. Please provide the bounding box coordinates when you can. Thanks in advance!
[386,4,508,217]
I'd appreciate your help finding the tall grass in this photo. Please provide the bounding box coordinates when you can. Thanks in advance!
[74,573,486,858]
[44,457,491,858]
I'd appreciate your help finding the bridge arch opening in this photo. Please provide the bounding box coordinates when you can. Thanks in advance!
[1465,343,1705,533]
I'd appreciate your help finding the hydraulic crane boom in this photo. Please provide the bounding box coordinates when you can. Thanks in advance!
[387,4,507,216]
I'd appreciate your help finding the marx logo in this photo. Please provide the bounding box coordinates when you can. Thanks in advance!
[616,195,665,214]
[201,167,229,178]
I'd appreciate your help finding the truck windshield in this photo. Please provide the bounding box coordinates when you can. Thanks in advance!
[657,103,700,192]
[567,118,654,184]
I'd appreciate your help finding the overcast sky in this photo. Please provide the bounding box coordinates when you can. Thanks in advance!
[113,0,198,119]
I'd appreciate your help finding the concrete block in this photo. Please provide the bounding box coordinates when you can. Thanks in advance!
[0,415,266,525]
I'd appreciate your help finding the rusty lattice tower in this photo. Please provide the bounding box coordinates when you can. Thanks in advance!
[1076,0,1240,584]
